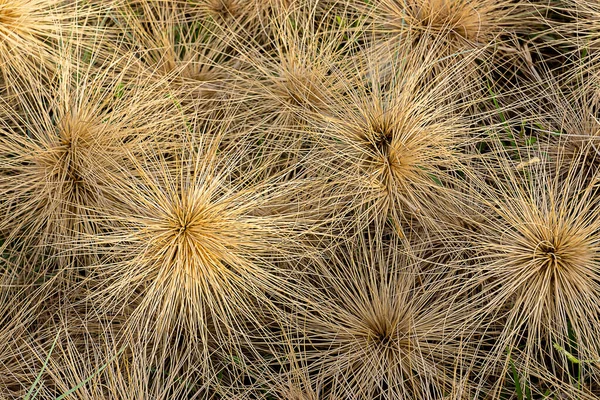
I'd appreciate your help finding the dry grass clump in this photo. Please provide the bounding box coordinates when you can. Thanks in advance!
[19,294,225,400]
[330,0,540,83]
[0,286,49,398]
[553,0,600,67]
[85,110,311,393]
[0,38,190,276]
[447,146,600,395]
[109,0,237,104]
[267,235,477,399]
[3,0,600,399]
[192,0,292,24]
[361,0,512,43]
[0,0,111,89]
[298,45,480,238]
[513,72,600,179]
[221,3,363,177]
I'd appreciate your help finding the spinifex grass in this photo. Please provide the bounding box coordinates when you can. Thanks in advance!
[0,36,189,277]
[332,0,539,85]
[276,233,478,399]
[298,43,480,239]
[2,0,600,398]
[448,145,600,396]
[0,0,111,89]
[0,284,52,398]
[516,71,600,180]
[110,0,237,105]
[88,107,312,394]
[222,2,364,179]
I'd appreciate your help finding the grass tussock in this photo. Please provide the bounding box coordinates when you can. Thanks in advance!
[450,149,600,394]
[0,37,190,276]
[2,0,600,399]
[277,236,476,399]
[85,111,311,393]
[298,46,480,237]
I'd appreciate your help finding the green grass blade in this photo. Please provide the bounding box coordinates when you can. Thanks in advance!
[553,343,580,364]
[24,330,61,400]
[55,346,126,400]
[508,352,524,400]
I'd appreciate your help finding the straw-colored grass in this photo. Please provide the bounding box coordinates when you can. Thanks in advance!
[2,1,600,399]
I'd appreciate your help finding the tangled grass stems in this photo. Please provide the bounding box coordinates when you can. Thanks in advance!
[2,0,600,398]
[221,1,365,178]
[448,143,600,395]
[86,107,315,394]
[0,0,114,89]
[272,231,480,400]
[0,285,53,398]
[110,0,240,105]
[514,70,600,180]
[326,0,542,86]
[298,44,482,239]
[0,34,191,277]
